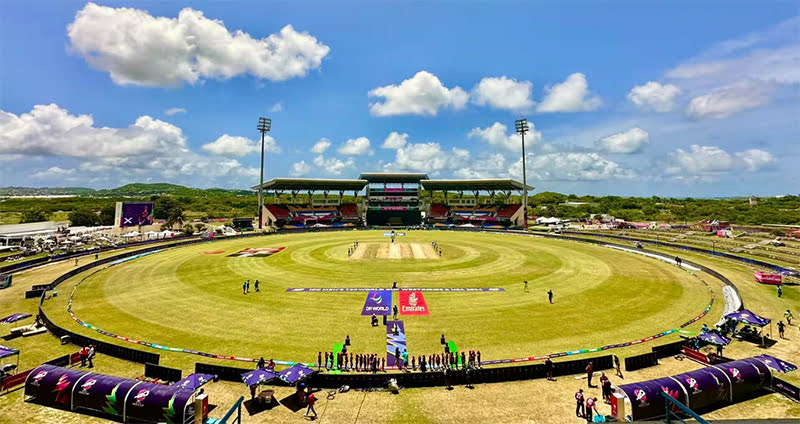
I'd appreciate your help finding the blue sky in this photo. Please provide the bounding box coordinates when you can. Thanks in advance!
[0,1,798,196]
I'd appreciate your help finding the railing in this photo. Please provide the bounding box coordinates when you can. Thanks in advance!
[662,391,709,423]
[217,396,244,424]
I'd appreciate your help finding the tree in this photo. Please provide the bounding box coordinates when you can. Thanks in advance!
[99,204,116,226]
[20,208,48,223]
[68,208,99,227]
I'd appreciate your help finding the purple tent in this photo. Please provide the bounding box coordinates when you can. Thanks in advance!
[753,355,797,373]
[0,345,19,359]
[725,309,770,326]
[278,364,316,385]
[242,368,278,386]
[25,365,198,423]
[174,373,214,390]
[698,332,731,346]
[0,313,31,324]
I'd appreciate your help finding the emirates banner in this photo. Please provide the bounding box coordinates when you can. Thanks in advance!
[754,271,782,285]
[398,290,429,315]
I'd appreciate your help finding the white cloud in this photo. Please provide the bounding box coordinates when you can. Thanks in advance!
[201,134,279,156]
[735,149,775,172]
[0,104,260,184]
[537,73,601,112]
[368,71,468,116]
[468,122,541,152]
[313,155,354,175]
[310,138,331,154]
[165,107,187,116]
[383,142,470,174]
[289,160,311,176]
[665,145,775,179]
[509,152,634,181]
[628,82,681,112]
[382,132,408,150]
[32,166,76,179]
[270,102,283,113]
[454,154,507,179]
[67,3,330,86]
[471,76,534,111]
[687,81,772,119]
[595,127,650,154]
[337,137,373,155]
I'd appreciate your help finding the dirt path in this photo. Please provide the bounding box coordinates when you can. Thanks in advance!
[349,244,367,260]
[388,242,402,259]
[422,243,439,259]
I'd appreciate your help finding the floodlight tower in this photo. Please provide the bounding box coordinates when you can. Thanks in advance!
[257,117,272,230]
[515,118,529,229]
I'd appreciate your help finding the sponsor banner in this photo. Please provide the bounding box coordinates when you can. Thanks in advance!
[287,287,505,292]
[773,377,800,402]
[399,290,429,315]
[383,232,406,237]
[386,320,407,368]
[73,375,139,416]
[120,202,154,227]
[123,382,194,424]
[0,368,31,391]
[754,271,782,285]
[361,290,392,316]
[228,247,285,258]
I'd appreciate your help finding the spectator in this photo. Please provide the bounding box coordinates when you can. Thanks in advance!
[393,304,398,320]
[440,334,446,345]
[79,346,88,367]
[778,320,786,339]
[716,343,723,357]
[250,384,256,400]
[477,350,481,368]
[614,355,623,379]
[257,357,266,369]
[460,351,466,369]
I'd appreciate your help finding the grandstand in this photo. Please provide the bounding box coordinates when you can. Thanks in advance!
[253,174,533,228]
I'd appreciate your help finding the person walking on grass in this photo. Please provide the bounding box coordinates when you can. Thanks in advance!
[786,310,793,325]
[523,281,528,291]
[778,320,786,339]
[614,355,623,379]
[548,289,553,304]
[575,389,585,418]
[586,361,595,388]
[254,279,259,292]
[777,285,782,298]
[393,304,398,320]
[242,281,247,295]
[304,391,317,418]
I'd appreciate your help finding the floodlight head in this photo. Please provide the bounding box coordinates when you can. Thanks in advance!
[257,117,272,133]
[514,118,528,134]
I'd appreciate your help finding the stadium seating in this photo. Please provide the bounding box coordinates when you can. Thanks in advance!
[265,204,291,220]
[496,204,521,219]
[429,204,448,219]
[340,204,359,219]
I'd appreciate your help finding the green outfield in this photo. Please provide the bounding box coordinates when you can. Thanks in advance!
[43,230,710,370]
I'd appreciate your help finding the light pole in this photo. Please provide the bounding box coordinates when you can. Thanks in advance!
[257,117,271,230]
[515,118,529,229]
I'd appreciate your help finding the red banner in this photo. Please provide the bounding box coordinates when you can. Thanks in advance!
[398,290,429,315]
[0,368,32,391]
[754,271,782,285]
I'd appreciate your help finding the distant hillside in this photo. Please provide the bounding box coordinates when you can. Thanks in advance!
[0,183,253,197]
